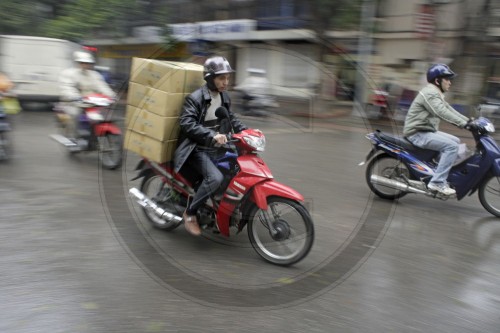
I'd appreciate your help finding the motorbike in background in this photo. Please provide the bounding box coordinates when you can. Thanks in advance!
[238,90,279,117]
[365,89,390,119]
[129,107,314,266]
[50,93,122,170]
[0,91,20,160]
[362,117,500,217]
[233,68,279,117]
[0,95,12,160]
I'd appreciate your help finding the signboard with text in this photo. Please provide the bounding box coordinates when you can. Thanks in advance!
[169,19,256,42]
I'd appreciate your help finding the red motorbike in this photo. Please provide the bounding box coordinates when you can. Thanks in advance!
[366,89,390,118]
[129,108,314,266]
[50,93,123,169]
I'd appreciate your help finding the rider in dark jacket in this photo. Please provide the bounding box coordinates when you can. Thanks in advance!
[173,56,247,236]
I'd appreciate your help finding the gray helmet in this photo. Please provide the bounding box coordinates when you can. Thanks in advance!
[203,56,234,79]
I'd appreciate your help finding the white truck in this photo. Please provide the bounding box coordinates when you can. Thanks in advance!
[0,35,81,108]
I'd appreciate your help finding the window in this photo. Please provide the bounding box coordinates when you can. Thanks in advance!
[256,0,311,29]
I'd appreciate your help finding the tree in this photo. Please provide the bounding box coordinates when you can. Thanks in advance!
[42,0,138,42]
[0,1,41,35]
[312,0,362,33]
[0,1,71,36]
[309,0,363,59]
[40,0,171,42]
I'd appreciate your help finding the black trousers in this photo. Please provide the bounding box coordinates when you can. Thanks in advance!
[185,148,224,215]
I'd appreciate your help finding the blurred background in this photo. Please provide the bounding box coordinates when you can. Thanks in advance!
[1,0,499,116]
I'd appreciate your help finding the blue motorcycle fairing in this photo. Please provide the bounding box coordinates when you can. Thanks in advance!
[492,159,500,176]
[476,135,500,176]
[213,151,238,170]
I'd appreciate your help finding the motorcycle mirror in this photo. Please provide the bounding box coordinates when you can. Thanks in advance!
[215,106,229,120]
[215,107,233,134]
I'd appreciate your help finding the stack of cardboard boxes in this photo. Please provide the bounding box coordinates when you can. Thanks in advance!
[124,58,205,163]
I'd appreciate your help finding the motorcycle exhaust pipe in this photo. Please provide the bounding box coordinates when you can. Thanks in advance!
[50,134,78,148]
[129,187,183,224]
[370,175,427,194]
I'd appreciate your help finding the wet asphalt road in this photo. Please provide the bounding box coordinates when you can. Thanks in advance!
[1,103,500,332]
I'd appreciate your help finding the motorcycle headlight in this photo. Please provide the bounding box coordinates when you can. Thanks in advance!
[477,117,495,133]
[484,122,495,133]
[87,112,104,121]
[243,134,266,152]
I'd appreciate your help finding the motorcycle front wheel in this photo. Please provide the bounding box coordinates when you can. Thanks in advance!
[98,133,122,169]
[140,171,184,230]
[246,197,314,266]
[366,154,410,200]
[478,174,500,217]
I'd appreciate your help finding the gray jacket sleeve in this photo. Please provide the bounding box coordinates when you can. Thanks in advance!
[419,87,468,128]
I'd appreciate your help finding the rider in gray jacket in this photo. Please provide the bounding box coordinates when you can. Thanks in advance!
[403,64,473,196]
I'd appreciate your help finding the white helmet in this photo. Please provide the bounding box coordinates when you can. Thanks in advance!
[73,51,95,64]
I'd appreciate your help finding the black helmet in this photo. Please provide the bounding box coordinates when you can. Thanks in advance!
[203,56,234,79]
[426,63,456,83]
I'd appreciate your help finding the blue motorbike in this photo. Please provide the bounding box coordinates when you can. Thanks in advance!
[362,117,500,217]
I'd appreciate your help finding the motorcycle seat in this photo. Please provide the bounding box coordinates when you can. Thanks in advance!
[376,131,415,150]
[375,130,438,161]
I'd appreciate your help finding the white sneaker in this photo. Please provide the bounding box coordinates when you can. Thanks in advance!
[428,183,456,196]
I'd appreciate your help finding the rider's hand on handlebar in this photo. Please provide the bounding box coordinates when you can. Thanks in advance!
[213,133,228,145]
[465,119,479,132]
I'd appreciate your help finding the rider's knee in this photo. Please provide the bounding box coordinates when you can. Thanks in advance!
[213,172,224,187]
[445,142,459,153]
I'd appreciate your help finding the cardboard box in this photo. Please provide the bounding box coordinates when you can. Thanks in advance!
[124,59,203,163]
[129,58,205,93]
[127,82,188,117]
[125,105,137,127]
[127,108,180,142]
[124,130,177,164]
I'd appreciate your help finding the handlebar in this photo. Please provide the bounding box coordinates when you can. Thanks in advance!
[211,133,238,149]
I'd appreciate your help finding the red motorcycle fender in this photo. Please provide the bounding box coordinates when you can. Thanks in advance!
[215,180,304,237]
[94,123,121,136]
[251,180,304,210]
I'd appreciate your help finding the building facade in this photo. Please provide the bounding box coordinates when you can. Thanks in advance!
[84,0,500,102]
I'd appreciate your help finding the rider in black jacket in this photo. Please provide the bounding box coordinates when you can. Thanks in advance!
[173,56,247,236]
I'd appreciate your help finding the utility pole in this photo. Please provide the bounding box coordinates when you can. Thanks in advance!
[355,0,376,114]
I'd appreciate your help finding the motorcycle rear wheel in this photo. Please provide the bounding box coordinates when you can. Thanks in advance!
[98,133,122,169]
[366,154,410,200]
[140,171,184,230]
[247,197,314,266]
[478,174,500,217]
